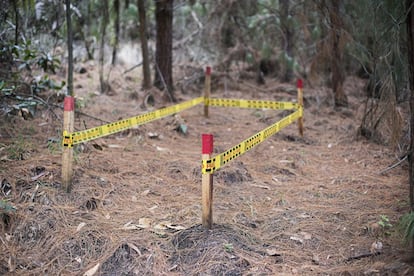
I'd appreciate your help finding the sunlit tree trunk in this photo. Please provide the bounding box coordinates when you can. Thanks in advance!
[154,0,175,102]
[137,0,151,89]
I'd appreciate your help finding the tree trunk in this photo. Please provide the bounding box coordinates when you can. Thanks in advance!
[154,0,175,102]
[407,0,414,211]
[99,0,109,94]
[137,0,152,90]
[328,0,348,107]
[66,0,74,96]
[280,0,293,82]
[112,0,120,65]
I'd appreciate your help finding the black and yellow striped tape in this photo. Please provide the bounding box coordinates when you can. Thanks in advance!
[202,107,303,174]
[63,97,204,147]
[206,98,299,110]
[62,97,301,148]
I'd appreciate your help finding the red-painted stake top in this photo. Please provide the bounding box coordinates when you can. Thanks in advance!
[202,134,213,154]
[206,66,211,76]
[297,79,303,89]
[64,96,75,111]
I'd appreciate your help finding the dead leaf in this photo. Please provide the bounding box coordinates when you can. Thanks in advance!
[266,248,281,256]
[107,144,122,148]
[76,222,86,232]
[127,243,142,256]
[83,263,100,276]
[154,222,168,230]
[148,132,160,139]
[290,235,303,244]
[166,223,186,231]
[138,217,153,228]
[300,231,312,240]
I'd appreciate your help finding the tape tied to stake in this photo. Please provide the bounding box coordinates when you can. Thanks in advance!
[202,108,302,174]
[62,131,74,148]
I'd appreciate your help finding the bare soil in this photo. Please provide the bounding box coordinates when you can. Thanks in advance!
[1,63,414,275]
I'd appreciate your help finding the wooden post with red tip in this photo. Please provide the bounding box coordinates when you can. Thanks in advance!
[297,79,304,137]
[201,133,214,229]
[204,66,211,117]
[62,96,75,192]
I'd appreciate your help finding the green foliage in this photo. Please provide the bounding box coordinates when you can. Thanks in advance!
[0,39,64,105]
[9,40,61,74]
[378,215,393,229]
[0,200,16,213]
[399,212,414,245]
[47,138,61,155]
[223,243,234,253]
[6,136,33,160]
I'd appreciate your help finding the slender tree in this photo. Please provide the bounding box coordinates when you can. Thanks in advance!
[99,0,109,93]
[112,0,120,65]
[138,0,152,89]
[407,0,414,211]
[66,0,74,97]
[154,0,175,102]
[280,0,293,82]
[327,0,348,107]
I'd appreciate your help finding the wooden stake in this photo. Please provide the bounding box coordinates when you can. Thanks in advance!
[201,134,214,229]
[297,79,304,137]
[204,66,211,117]
[62,96,75,192]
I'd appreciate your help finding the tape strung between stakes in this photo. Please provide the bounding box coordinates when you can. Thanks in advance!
[202,107,303,174]
[62,97,301,148]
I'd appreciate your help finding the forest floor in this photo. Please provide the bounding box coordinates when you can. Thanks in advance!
[1,60,414,275]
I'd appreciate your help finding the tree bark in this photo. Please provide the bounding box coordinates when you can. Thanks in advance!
[407,0,414,211]
[280,0,293,82]
[66,0,74,96]
[328,0,348,107]
[112,0,120,65]
[99,0,109,94]
[137,0,152,90]
[154,0,175,102]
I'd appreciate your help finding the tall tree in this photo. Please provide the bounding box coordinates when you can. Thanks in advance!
[112,0,121,65]
[407,0,414,211]
[154,0,175,102]
[327,0,348,107]
[138,0,151,89]
[280,0,293,82]
[99,0,109,93]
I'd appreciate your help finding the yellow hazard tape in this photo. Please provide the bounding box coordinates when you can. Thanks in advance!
[62,96,204,147]
[202,106,303,174]
[62,95,302,148]
[206,98,299,110]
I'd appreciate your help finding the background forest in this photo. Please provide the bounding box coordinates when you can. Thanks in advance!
[1,0,410,146]
[2,0,414,275]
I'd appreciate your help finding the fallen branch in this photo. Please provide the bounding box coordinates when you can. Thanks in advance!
[379,154,407,175]
[346,252,381,262]
[123,61,143,75]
